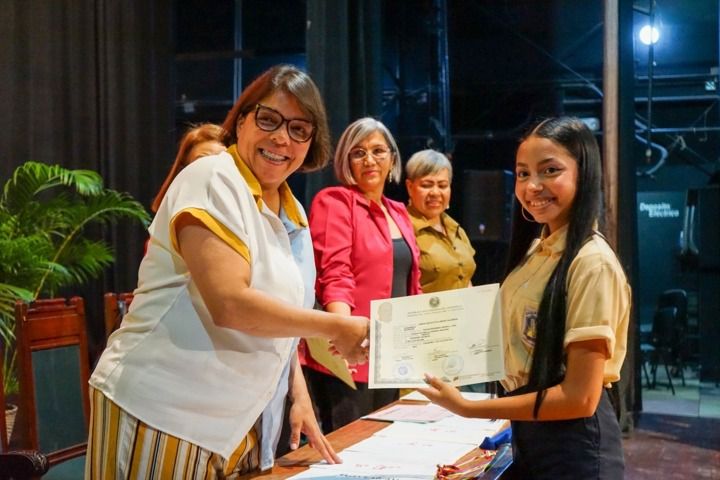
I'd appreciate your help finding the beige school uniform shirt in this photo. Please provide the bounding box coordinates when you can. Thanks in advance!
[500,225,631,392]
[90,146,307,460]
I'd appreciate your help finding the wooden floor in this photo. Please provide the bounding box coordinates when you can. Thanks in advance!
[624,413,720,479]
[624,366,720,479]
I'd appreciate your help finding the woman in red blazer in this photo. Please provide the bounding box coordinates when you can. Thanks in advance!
[303,117,422,432]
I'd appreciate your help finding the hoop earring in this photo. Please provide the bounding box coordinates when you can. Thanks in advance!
[521,207,536,223]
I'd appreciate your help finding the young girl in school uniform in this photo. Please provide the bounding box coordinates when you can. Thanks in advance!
[419,116,630,479]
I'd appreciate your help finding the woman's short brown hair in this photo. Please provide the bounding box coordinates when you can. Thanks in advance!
[221,64,331,172]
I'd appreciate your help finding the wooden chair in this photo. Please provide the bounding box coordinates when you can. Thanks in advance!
[0,339,49,478]
[103,292,134,340]
[0,450,49,479]
[12,297,90,478]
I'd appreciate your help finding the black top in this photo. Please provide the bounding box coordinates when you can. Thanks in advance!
[391,237,412,298]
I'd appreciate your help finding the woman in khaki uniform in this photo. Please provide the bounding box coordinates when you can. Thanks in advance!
[405,149,476,292]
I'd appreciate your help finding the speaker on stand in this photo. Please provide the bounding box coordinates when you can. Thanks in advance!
[461,170,514,243]
[460,170,515,285]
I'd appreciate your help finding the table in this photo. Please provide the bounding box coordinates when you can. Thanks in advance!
[242,401,511,480]
[242,414,389,479]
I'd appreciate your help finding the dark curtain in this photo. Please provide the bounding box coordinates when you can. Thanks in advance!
[0,0,175,357]
[304,0,382,205]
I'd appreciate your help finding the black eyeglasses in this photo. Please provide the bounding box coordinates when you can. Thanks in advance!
[253,104,315,143]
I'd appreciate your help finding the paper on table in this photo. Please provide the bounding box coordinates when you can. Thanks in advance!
[306,337,356,389]
[376,417,507,445]
[312,450,437,478]
[433,415,510,432]
[400,390,493,402]
[288,466,425,480]
[362,403,453,423]
[344,435,475,466]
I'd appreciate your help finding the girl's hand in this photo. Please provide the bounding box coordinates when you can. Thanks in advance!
[417,373,468,416]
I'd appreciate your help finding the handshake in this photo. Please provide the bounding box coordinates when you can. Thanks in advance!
[327,315,370,366]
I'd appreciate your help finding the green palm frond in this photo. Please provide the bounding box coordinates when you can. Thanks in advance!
[30,261,72,298]
[0,283,33,344]
[62,189,151,229]
[0,235,55,289]
[1,161,103,213]
[1,161,149,395]
[32,190,150,296]
[11,194,77,237]
[52,240,114,289]
[2,348,19,396]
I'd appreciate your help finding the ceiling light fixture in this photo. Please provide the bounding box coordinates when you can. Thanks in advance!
[639,25,660,45]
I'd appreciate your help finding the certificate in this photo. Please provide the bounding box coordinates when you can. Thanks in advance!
[369,284,504,389]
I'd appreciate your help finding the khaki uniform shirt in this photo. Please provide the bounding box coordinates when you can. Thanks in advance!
[408,205,476,293]
[500,225,631,392]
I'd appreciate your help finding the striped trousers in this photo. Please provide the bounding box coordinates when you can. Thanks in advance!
[85,388,260,479]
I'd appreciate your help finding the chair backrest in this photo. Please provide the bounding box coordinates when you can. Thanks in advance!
[658,289,688,331]
[13,297,90,466]
[0,342,8,453]
[652,306,678,350]
[103,292,134,340]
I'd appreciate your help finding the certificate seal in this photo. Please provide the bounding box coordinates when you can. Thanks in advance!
[378,301,393,323]
[442,354,464,376]
[394,362,413,378]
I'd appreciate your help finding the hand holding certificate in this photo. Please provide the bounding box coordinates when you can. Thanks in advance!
[305,337,357,389]
[369,284,504,389]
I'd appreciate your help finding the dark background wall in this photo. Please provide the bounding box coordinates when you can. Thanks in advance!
[1,0,719,400]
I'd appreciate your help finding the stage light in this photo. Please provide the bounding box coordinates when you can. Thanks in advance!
[639,25,660,45]
[580,117,600,131]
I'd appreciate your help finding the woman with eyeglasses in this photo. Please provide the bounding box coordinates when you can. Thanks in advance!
[87,65,369,478]
[301,117,422,433]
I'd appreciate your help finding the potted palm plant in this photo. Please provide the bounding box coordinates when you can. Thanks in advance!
[0,161,150,442]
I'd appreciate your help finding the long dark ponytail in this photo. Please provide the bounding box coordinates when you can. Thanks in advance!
[505,117,602,418]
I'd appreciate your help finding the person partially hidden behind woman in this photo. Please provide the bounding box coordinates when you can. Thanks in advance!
[151,123,228,214]
[142,123,228,255]
[419,117,630,479]
[302,117,422,433]
[86,65,369,479]
[405,149,476,292]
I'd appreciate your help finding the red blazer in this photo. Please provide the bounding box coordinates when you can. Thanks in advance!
[303,185,422,383]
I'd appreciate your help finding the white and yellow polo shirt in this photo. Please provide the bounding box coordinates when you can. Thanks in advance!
[90,145,311,461]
